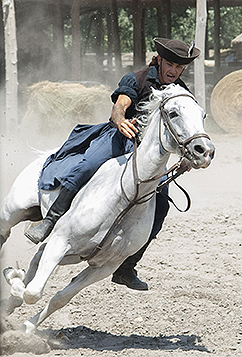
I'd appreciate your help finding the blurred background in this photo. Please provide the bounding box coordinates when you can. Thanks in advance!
[0,0,241,138]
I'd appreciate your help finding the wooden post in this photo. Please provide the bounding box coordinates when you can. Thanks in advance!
[2,0,18,132]
[205,8,209,59]
[194,0,207,110]
[71,0,81,80]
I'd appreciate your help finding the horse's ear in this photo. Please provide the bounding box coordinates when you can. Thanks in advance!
[159,83,179,102]
[150,87,159,100]
[157,85,171,102]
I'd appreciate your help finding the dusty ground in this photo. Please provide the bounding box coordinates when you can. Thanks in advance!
[0,124,242,356]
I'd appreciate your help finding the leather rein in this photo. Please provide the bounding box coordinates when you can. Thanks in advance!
[120,93,210,207]
[86,93,210,261]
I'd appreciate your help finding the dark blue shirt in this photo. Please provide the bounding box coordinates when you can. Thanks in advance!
[111,66,188,120]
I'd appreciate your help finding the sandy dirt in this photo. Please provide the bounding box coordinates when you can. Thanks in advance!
[0,126,242,357]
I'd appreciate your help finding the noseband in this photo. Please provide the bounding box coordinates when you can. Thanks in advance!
[160,93,210,156]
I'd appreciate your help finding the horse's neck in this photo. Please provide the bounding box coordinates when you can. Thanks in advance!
[122,110,170,199]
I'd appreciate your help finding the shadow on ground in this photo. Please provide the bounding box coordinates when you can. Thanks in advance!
[41,325,210,353]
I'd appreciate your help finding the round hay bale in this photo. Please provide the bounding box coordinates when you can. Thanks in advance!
[210,69,242,133]
[21,81,113,147]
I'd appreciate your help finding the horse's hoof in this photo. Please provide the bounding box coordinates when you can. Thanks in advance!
[23,289,41,305]
[22,320,36,334]
[3,267,25,285]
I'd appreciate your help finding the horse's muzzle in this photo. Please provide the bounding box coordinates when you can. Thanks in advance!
[185,137,215,169]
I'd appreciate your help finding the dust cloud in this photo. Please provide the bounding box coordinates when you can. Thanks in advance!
[1,3,242,355]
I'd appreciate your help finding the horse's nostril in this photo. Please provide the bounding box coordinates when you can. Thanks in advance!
[194,145,205,154]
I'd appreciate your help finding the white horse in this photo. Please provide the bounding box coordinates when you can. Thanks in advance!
[0,84,215,333]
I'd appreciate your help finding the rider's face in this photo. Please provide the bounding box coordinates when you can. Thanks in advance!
[158,57,184,85]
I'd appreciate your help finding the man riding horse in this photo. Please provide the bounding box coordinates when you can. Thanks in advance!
[25,38,200,291]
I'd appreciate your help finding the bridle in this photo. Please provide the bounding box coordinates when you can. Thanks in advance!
[85,92,210,261]
[120,93,210,205]
[160,93,210,156]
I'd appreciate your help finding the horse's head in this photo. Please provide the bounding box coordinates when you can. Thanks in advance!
[155,84,215,169]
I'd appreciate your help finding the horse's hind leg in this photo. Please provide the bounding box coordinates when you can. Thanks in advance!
[0,206,42,248]
[23,263,119,333]
[0,158,43,248]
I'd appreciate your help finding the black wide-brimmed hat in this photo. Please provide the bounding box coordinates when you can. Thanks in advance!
[154,38,200,65]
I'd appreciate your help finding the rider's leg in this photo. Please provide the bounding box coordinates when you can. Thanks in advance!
[112,185,170,290]
[24,186,76,244]
[25,128,134,245]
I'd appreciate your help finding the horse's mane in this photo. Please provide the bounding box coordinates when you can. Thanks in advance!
[135,91,162,142]
[135,84,191,142]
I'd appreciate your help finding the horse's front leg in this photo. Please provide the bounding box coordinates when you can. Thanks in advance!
[24,243,46,286]
[23,234,71,305]
[1,244,46,316]
[1,267,26,315]
[23,262,121,333]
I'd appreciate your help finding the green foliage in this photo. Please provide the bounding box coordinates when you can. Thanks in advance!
[117,5,242,54]
[220,7,242,48]
[207,6,242,50]
[145,8,158,52]
[171,7,196,43]
[118,8,133,52]
[63,5,242,54]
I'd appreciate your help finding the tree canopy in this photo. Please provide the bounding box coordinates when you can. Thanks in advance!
[65,5,242,56]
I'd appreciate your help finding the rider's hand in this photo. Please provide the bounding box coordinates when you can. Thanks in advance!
[118,118,138,139]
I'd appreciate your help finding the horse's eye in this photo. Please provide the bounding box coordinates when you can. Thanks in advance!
[169,111,179,119]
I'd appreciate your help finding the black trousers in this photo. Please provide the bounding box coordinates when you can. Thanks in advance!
[115,186,169,273]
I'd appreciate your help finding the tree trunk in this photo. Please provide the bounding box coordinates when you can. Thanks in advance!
[214,0,221,70]
[141,7,146,65]
[157,0,171,39]
[157,5,165,38]
[71,0,81,80]
[2,0,18,132]
[194,0,207,110]
[106,9,113,71]
[52,0,65,80]
[95,10,104,67]
[111,0,122,71]
[164,0,171,38]
[133,0,144,69]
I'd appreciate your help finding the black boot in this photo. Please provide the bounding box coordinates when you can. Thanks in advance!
[112,234,153,291]
[25,186,76,245]
[112,267,148,291]
[112,188,170,291]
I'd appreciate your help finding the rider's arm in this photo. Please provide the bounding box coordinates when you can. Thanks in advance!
[111,94,138,139]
